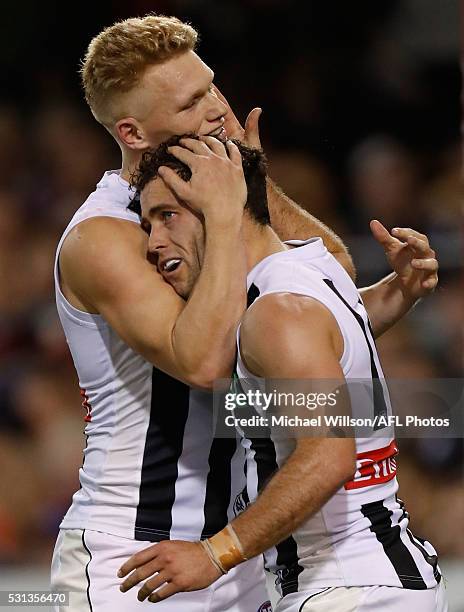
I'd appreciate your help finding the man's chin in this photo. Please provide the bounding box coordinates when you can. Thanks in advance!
[169,280,191,300]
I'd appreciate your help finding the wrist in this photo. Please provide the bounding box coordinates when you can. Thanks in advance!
[203,208,243,232]
[201,524,247,573]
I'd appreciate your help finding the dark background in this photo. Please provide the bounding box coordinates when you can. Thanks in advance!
[0,0,461,590]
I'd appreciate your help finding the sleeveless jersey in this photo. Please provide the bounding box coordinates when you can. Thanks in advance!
[235,238,441,595]
[54,170,246,542]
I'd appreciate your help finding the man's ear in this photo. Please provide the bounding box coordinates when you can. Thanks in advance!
[115,117,150,150]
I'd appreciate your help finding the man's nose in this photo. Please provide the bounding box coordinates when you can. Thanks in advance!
[147,227,168,254]
[206,89,227,121]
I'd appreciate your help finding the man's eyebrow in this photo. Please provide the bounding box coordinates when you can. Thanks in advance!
[179,71,215,107]
[146,203,171,217]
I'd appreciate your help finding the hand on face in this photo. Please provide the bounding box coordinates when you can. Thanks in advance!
[118,539,222,603]
[159,136,247,226]
[213,85,262,149]
[370,220,439,300]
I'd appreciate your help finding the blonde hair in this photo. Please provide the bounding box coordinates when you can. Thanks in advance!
[81,15,198,126]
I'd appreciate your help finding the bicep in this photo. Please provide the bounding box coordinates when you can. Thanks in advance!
[60,217,187,379]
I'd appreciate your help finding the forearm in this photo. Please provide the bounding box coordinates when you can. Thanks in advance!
[230,439,354,559]
[266,178,356,279]
[360,272,417,339]
[172,218,247,388]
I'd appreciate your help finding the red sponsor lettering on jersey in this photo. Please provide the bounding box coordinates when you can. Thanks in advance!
[80,388,92,422]
[344,439,398,490]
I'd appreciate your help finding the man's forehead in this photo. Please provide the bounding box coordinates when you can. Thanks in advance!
[143,52,213,98]
[141,179,177,214]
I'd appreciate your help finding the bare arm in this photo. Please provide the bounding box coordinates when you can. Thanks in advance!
[266,177,355,278]
[117,295,355,602]
[213,85,356,279]
[60,140,247,389]
[229,293,355,556]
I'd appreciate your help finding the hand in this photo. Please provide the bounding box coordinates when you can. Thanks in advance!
[370,220,439,301]
[118,540,222,603]
[213,85,262,148]
[159,136,246,225]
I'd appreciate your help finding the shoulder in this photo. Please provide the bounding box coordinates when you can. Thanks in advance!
[240,292,343,377]
[61,215,145,259]
[59,216,160,308]
[242,291,335,336]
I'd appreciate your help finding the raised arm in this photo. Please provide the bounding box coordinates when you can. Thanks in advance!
[213,86,356,279]
[59,140,247,390]
[359,220,439,338]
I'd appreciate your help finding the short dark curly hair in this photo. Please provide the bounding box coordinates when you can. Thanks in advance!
[129,134,270,225]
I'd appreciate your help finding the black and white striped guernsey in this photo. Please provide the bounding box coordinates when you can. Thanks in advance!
[235,238,441,596]
[54,170,246,542]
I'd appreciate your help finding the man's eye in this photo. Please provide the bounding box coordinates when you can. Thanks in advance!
[162,211,175,221]
[183,97,199,110]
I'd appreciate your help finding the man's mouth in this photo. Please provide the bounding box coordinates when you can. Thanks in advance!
[159,258,182,275]
[207,126,227,141]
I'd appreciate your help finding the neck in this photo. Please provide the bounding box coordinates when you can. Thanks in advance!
[120,147,144,182]
[242,215,288,274]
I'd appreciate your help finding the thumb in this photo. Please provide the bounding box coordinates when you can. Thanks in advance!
[369,219,398,248]
[244,107,262,148]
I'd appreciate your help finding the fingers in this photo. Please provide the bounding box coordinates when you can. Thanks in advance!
[198,135,229,157]
[412,254,439,292]
[225,139,242,165]
[369,219,399,247]
[411,258,439,272]
[148,582,179,603]
[392,227,429,246]
[421,276,438,290]
[158,166,190,200]
[171,137,227,159]
[118,544,159,578]
[170,140,209,159]
[403,234,435,257]
[120,559,163,593]
[137,572,169,602]
[244,107,262,148]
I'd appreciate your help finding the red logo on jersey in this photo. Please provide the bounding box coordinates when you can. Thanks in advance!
[257,602,272,612]
[80,388,92,422]
[344,440,398,490]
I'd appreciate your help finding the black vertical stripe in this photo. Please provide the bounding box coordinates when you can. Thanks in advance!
[249,433,304,596]
[135,367,190,541]
[81,530,94,612]
[323,278,388,424]
[201,437,238,538]
[254,436,304,595]
[241,281,303,595]
[360,500,427,589]
[247,283,260,307]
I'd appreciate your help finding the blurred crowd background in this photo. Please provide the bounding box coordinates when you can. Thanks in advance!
[0,0,462,584]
